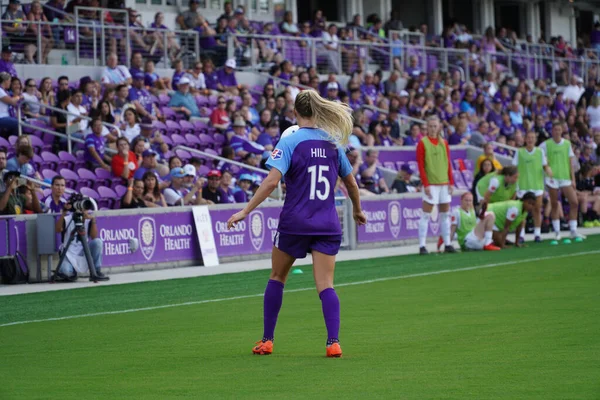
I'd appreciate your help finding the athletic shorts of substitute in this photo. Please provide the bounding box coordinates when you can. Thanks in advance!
[274,231,342,259]
[464,230,485,250]
[517,189,544,198]
[545,178,572,189]
[423,185,451,205]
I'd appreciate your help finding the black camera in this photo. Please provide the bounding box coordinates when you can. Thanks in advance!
[67,193,96,213]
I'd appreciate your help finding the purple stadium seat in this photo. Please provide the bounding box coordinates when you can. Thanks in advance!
[80,187,100,200]
[463,159,474,171]
[153,121,168,135]
[165,120,181,136]
[42,169,59,180]
[452,170,468,190]
[196,95,209,107]
[42,188,52,198]
[197,165,210,176]
[461,170,474,188]
[77,168,97,189]
[179,120,195,135]
[32,154,42,171]
[114,185,127,198]
[95,168,121,188]
[185,134,203,149]
[161,135,174,148]
[158,94,170,106]
[175,149,191,161]
[213,133,226,147]
[58,151,78,171]
[193,120,209,134]
[203,148,218,157]
[59,168,81,190]
[29,135,50,153]
[199,133,215,149]
[171,134,187,147]
[161,107,177,121]
[0,136,10,150]
[97,186,118,209]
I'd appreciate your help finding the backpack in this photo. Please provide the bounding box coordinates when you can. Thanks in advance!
[0,251,29,285]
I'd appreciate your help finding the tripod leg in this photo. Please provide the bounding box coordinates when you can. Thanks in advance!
[54,231,77,281]
[78,229,99,281]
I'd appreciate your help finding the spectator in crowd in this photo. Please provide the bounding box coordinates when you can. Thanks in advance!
[185,60,207,96]
[101,53,133,89]
[85,118,110,171]
[2,1,37,64]
[0,150,7,192]
[144,60,171,93]
[233,173,253,203]
[168,77,201,119]
[471,158,495,205]
[44,175,67,213]
[176,0,200,30]
[38,77,55,112]
[321,24,341,74]
[66,89,88,137]
[218,169,236,203]
[403,123,422,146]
[129,71,160,121]
[475,142,503,173]
[281,11,298,34]
[142,171,167,206]
[359,149,389,194]
[129,52,144,77]
[7,145,37,178]
[122,108,141,142]
[256,120,280,151]
[0,172,41,215]
[202,169,224,204]
[137,117,169,156]
[210,95,230,130]
[0,46,18,77]
[114,84,131,116]
[562,75,585,104]
[112,137,138,180]
[121,178,149,208]
[22,78,42,119]
[0,72,22,135]
[391,164,421,193]
[27,0,53,64]
[577,163,600,225]
[57,75,69,93]
[216,58,241,96]
[134,149,159,180]
[164,167,205,206]
[151,12,181,61]
[171,58,186,90]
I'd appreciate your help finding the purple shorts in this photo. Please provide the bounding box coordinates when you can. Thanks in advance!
[274,231,342,259]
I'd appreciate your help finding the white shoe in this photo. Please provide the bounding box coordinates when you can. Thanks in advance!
[571,232,586,240]
[554,232,562,241]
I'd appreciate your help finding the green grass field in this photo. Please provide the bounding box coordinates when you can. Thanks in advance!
[1,237,600,400]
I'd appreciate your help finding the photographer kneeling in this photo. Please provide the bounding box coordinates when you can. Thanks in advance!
[55,201,109,282]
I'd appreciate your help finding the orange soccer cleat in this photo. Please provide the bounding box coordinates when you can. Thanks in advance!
[252,340,273,355]
[484,243,501,251]
[326,342,342,358]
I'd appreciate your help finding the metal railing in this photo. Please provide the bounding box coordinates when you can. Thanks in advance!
[360,104,425,125]
[172,145,282,201]
[17,100,119,154]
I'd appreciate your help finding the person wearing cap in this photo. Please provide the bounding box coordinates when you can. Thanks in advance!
[233,173,253,203]
[216,58,241,96]
[377,120,396,146]
[136,116,168,157]
[181,164,202,191]
[163,167,205,206]
[0,46,17,78]
[133,148,160,180]
[101,53,133,90]
[128,71,161,121]
[85,118,110,171]
[391,164,421,194]
[2,0,37,64]
[325,82,339,101]
[168,77,201,119]
[202,169,224,204]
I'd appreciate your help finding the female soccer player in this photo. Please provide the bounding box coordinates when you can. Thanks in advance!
[450,192,500,251]
[475,165,519,206]
[416,114,455,255]
[539,122,584,241]
[227,90,367,358]
[512,131,553,242]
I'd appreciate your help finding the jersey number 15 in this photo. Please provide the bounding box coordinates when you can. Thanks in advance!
[308,165,330,200]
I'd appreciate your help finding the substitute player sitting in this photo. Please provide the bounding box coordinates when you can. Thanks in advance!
[450,192,500,251]
[227,90,367,358]
[475,165,519,207]
[539,122,585,241]
[488,193,537,248]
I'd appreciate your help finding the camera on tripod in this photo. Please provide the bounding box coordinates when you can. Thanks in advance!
[67,193,97,214]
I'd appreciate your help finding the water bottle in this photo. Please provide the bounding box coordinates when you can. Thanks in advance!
[61,54,68,65]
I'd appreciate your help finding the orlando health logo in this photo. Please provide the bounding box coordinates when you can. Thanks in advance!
[388,201,401,239]
[138,217,157,261]
[249,210,265,251]
[270,149,283,160]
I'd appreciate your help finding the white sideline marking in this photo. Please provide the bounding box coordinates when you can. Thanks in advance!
[1,250,598,328]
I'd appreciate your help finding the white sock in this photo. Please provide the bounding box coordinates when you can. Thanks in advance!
[552,219,560,233]
[534,227,541,237]
[519,229,526,239]
[440,212,451,246]
[419,212,430,247]
[484,231,493,246]
[569,220,577,235]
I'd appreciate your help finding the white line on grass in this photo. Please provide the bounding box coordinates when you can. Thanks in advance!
[1,250,598,328]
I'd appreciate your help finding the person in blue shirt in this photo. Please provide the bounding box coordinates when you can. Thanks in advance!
[227,90,367,358]
[6,145,37,178]
[168,77,200,119]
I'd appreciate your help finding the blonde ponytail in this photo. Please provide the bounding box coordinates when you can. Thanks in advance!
[294,90,354,145]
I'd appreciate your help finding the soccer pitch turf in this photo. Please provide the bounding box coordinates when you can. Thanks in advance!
[1,238,599,400]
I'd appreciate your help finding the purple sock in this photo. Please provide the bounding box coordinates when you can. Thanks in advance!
[263,279,284,341]
[319,288,340,344]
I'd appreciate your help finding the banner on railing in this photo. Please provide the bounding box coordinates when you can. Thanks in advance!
[357,196,460,243]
